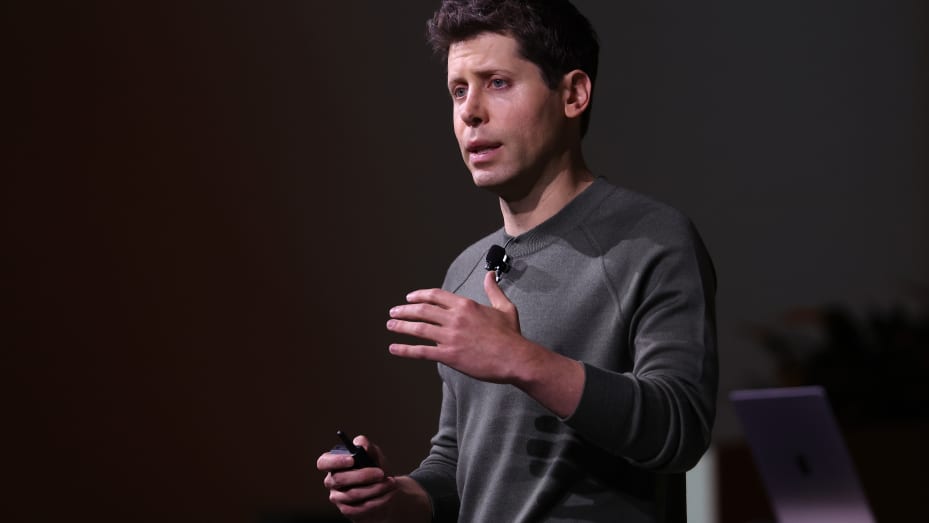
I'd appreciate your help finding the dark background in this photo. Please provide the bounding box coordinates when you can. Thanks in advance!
[5,1,927,521]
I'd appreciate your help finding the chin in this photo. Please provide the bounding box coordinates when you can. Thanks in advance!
[469,168,529,200]
[470,169,507,189]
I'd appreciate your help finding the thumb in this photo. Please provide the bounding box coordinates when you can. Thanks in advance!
[353,435,388,470]
[483,270,513,311]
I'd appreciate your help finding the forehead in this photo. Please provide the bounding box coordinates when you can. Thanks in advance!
[446,32,527,79]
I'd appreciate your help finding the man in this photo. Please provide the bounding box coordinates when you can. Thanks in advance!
[317,1,718,521]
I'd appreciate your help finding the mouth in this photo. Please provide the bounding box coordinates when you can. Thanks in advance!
[465,141,502,163]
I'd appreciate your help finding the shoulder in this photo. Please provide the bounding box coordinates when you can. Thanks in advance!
[583,179,702,251]
[580,179,716,288]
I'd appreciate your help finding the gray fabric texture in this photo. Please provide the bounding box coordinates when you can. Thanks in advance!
[408,177,718,522]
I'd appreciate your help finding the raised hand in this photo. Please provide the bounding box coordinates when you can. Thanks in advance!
[387,271,538,383]
[387,270,585,417]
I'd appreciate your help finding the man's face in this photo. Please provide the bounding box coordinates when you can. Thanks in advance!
[446,32,569,198]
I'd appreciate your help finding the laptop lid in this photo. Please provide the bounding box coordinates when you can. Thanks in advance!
[730,386,875,523]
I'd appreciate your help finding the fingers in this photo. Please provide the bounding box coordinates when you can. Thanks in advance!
[388,343,443,362]
[317,451,355,473]
[330,476,397,520]
[320,437,396,521]
[352,435,387,469]
[317,434,386,475]
[324,466,387,491]
[326,470,397,520]
[353,434,372,452]
[483,270,505,309]
[404,287,459,307]
[387,315,444,342]
[329,474,396,507]
[389,301,449,328]
[484,270,516,314]
[388,293,457,343]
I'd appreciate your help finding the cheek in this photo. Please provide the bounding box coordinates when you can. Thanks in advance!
[508,111,549,150]
[452,118,466,144]
[526,102,563,141]
[499,106,536,140]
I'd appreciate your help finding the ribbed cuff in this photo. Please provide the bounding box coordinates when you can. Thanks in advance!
[408,470,460,523]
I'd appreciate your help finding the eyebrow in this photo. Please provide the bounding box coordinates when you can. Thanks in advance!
[446,68,512,88]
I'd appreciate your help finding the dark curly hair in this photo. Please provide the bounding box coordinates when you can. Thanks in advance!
[427,0,600,137]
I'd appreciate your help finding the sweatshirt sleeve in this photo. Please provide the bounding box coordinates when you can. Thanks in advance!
[408,379,460,522]
[563,218,718,473]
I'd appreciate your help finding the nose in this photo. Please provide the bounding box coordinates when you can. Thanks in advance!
[459,90,485,127]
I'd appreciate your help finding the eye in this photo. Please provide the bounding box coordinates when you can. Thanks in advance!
[452,86,467,99]
[490,78,508,89]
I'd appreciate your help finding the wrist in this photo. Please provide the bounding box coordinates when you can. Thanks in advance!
[509,339,553,388]
[511,342,585,418]
[390,476,433,523]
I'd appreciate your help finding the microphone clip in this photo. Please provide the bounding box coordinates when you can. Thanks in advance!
[484,244,510,282]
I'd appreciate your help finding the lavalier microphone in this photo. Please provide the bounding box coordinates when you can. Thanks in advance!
[485,244,510,282]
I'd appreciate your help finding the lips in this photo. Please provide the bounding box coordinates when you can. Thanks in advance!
[466,140,502,153]
[465,140,502,163]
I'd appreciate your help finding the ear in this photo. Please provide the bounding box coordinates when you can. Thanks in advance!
[561,70,592,120]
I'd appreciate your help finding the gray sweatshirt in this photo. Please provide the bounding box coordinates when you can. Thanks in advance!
[409,177,718,522]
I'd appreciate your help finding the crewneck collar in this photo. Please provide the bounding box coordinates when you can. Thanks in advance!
[498,176,613,257]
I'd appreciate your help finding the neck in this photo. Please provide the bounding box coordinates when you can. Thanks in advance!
[499,148,593,236]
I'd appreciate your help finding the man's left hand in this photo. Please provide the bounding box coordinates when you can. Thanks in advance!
[387,271,533,383]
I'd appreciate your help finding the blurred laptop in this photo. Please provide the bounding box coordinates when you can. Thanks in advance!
[730,386,875,523]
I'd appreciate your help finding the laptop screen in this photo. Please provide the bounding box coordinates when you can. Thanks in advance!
[730,386,875,523]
